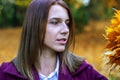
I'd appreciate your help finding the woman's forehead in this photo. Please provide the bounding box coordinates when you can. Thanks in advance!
[48,4,69,20]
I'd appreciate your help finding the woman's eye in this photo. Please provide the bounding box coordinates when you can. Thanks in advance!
[66,21,70,26]
[66,22,69,26]
[50,21,59,25]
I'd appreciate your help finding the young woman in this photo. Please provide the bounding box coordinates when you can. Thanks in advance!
[0,0,108,80]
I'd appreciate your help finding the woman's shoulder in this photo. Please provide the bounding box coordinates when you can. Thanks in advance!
[0,62,15,79]
[73,60,108,80]
[0,61,27,79]
[0,62,13,71]
[0,61,17,75]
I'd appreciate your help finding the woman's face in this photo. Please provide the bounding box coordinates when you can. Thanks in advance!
[44,4,69,52]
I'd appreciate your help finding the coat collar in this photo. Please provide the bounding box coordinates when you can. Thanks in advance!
[2,60,87,80]
[58,65,72,80]
[58,60,89,79]
[2,62,72,80]
[72,60,89,77]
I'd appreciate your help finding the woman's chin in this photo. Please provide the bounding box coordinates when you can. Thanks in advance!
[54,47,65,52]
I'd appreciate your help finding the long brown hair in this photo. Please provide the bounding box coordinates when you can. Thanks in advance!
[13,0,83,80]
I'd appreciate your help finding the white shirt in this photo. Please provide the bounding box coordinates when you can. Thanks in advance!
[39,56,59,80]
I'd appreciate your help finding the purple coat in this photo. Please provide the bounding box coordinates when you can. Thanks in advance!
[0,60,108,80]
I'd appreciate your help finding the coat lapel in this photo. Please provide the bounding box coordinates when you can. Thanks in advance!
[58,65,72,80]
[32,67,40,80]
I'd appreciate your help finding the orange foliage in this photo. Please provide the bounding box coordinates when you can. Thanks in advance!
[104,10,120,70]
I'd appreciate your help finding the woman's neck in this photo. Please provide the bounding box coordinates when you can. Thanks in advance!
[37,49,57,76]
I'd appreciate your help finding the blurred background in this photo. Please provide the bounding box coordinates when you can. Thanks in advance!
[0,0,120,79]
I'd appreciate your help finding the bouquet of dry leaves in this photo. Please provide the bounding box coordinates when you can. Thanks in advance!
[103,10,120,71]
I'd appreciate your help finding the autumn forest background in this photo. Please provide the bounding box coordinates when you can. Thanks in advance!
[0,0,120,80]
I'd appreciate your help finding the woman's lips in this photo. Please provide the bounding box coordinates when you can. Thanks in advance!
[56,38,67,45]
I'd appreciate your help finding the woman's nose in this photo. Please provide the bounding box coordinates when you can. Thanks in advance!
[60,22,69,35]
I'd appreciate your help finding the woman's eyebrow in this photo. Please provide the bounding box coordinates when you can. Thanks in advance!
[48,17,61,20]
[48,17,69,21]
